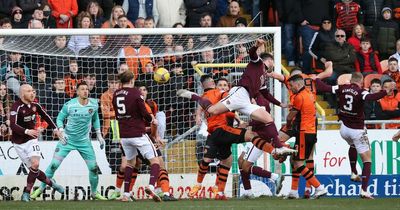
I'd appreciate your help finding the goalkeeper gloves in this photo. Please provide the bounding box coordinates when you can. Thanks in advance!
[96,130,105,150]
[58,128,68,145]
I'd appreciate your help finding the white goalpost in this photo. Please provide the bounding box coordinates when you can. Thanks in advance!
[0,27,282,200]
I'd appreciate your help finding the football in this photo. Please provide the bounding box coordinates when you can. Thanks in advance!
[154,67,170,84]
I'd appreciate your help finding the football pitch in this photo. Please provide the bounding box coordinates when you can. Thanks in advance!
[0,197,399,210]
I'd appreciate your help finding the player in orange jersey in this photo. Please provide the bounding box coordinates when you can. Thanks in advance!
[285,74,327,199]
[267,61,332,198]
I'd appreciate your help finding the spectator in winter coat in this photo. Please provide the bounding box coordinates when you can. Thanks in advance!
[86,1,106,28]
[123,0,159,25]
[48,0,78,28]
[10,6,28,28]
[372,7,399,60]
[309,17,336,70]
[217,0,240,27]
[321,29,356,84]
[156,0,186,28]
[17,0,45,21]
[360,0,384,32]
[383,0,400,23]
[185,0,216,27]
[0,0,16,20]
[355,37,382,75]
[78,0,113,20]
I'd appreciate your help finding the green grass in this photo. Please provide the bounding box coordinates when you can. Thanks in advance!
[0,197,399,210]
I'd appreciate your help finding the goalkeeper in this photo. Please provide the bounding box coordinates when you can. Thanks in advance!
[31,82,107,200]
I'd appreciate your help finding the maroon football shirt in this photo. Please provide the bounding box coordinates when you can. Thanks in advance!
[112,87,153,138]
[237,46,266,99]
[316,79,387,129]
[10,100,57,144]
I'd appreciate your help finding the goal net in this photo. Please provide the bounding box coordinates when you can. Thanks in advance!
[0,27,281,200]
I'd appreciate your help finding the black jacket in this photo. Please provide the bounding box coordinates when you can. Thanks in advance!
[17,0,44,19]
[360,0,385,26]
[299,0,333,25]
[0,0,16,19]
[184,0,217,27]
[276,0,303,24]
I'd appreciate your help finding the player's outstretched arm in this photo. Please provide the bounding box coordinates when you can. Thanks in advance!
[266,71,285,82]
[364,82,394,101]
[316,61,333,80]
[35,103,57,130]
[315,78,334,93]
[364,90,387,101]
[259,88,283,107]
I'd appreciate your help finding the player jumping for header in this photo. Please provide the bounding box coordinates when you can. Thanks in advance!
[177,39,296,156]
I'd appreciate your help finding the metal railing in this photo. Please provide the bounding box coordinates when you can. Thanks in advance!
[282,120,400,129]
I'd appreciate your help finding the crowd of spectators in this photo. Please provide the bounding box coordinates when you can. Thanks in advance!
[1,0,400,145]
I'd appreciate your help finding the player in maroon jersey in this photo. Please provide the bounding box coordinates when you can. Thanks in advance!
[9,84,64,201]
[315,72,395,199]
[177,39,296,156]
[238,91,286,198]
[112,71,161,202]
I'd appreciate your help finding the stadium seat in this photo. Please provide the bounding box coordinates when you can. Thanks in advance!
[337,74,352,85]
[380,59,388,72]
[363,74,382,89]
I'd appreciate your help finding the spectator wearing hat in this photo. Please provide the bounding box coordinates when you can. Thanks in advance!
[217,0,241,27]
[17,0,45,21]
[309,17,336,70]
[0,0,16,20]
[11,6,28,28]
[384,0,400,23]
[372,7,399,60]
[235,17,247,27]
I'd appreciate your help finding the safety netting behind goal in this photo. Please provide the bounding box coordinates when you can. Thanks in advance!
[0,28,278,184]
